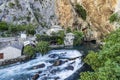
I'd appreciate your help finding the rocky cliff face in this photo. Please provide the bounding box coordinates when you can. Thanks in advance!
[0,0,57,30]
[56,0,120,41]
[1,0,120,41]
[55,0,76,29]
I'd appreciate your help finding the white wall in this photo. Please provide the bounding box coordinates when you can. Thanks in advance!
[64,33,75,46]
[0,47,21,61]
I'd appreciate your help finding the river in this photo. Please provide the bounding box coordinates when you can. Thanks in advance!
[0,42,100,80]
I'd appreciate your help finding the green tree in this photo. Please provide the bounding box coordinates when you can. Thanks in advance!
[84,51,101,70]
[23,45,35,57]
[80,29,120,80]
[36,34,41,41]
[25,24,36,35]
[80,72,97,80]
[73,31,83,46]
[36,41,50,55]
[57,38,63,45]
[50,30,65,45]
[0,21,8,31]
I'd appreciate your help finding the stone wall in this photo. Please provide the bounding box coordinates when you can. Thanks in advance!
[0,56,29,66]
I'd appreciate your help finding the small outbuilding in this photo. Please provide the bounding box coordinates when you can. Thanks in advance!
[0,42,23,61]
[64,33,75,46]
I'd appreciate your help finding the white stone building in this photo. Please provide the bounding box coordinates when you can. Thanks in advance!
[64,33,75,46]
[0,42,23,61]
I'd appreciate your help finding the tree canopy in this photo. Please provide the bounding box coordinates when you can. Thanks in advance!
[36,41,50,55]
[80,29,120,80]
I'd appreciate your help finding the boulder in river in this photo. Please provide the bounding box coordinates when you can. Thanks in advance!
[33,63,45,69]
[53,60,62,66]
[49,54,58,58]
[50,68,60,74]
[53,60,66,66]
[32,73,39,80]
[65,66,74,70]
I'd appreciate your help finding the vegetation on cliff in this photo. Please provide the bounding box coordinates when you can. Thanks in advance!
[0,21,36,37]
[80,29,120,80]
[109,13,120,23]
[75,4,87,20]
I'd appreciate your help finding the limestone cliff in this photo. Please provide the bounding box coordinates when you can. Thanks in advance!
[55,0,120,41]
[0,0,57,29]
[1,0,120,41]
[55,0,76,28]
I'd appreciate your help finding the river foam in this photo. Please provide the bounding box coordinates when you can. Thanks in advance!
[0,50,83,80]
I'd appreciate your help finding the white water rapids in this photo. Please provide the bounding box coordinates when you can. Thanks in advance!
[0,50,83,80]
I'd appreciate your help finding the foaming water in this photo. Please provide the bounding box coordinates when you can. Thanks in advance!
[0,50,83,80]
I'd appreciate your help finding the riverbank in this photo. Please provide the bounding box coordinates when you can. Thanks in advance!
[0,56,30,66]
[0,50,83,80]
[0,42,100,80]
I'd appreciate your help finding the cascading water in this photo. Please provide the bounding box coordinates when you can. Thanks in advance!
[0,50,83,80]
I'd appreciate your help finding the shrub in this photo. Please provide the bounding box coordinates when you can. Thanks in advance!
[36,31,65,45]
[8,2,15,8]
[66,27,72,33]
[57,38,63,45]
[56,30,65,38]
[36,41,50,55]
[0,21,8,31]
[23,45,35,57]
[75,4,87,20]
[73,31,83,46]
[25,24,36,35]
[36,34,51,42]
[109,13,118,23]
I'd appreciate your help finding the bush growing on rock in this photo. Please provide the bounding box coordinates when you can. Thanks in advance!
[0,21,36,36]
[109,13,119,23]
[25,24,36,35]
[75,4,87,20]
[0,21,8,31]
